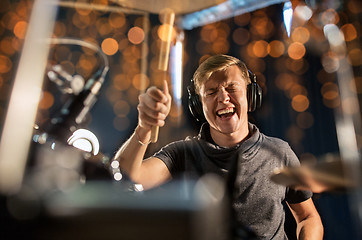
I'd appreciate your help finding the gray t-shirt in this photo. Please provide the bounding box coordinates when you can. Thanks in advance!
[154,122,312,239]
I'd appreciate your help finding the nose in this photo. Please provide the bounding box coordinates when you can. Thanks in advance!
[217,88,230,103]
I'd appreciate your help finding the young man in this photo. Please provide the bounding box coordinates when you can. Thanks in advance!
[114,54,323,239]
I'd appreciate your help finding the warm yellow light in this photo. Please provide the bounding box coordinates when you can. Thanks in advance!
[341,24,357,42]
[288,42,306,60]
[13,21,27,39]
[113,100,131,117]
[291,27,310,44]
[289,84,307,99]
[321,82,339,100]
[292,94,309,112]
[267,40,285,58]
[348,48,362,67]
[354,76,362,94]
[132,73,149,91]
[212,39,229,54]
[275,73,297,91]
[113,73,131,91]
[109,12,126,29]
[38,91,54,110]
[0,37,16,55]
[157,24,175,42]
[320,8,339,25]
[252,40,268,58]
[101,37,118,55]
[128,26,145,45]
[200,25,218,43]
[234,13,251,26]
[54,22,66,37]
[0,55,12,73]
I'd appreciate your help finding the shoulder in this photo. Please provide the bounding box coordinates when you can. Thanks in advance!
[262,134,291,149]
[156,136,198,154]
[260,133,300,166]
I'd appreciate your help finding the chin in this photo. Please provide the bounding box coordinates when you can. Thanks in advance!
[213,117,241,133]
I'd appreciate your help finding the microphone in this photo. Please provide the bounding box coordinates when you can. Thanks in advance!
[42,66,109,143]
[47,64,85,95]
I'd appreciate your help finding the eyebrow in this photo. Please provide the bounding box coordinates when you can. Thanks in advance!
[205,81,241,90]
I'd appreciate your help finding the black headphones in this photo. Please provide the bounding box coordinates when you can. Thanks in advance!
[187,69,262,122]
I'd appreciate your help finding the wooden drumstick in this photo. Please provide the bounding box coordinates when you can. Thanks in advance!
[150,8,175,143]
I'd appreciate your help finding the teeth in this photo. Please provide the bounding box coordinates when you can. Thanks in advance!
[217,108,234,115]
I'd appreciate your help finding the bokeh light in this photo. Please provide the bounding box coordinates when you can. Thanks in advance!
[288,42,306,60]
[132,73,150,91]
[234,12,251,26]
[101,37,118,55]
[348,48,362,66]
[128,26,144,45]
[113,73,131,91]
[296,112,314,129]
[0,37,16,55]
[157,24,175,42]
[341,24,357,42]
[267,40,285,58]
[275,73,298,91]
[291,94,309,112]
[321,82,340,108]
[109,12,126,28]
[212,38,229,54]
[201,25,218,43]
[113,99,130,117]
[38,91,54,110]
[0,55,12,73]
[252,40,268,58]
[232,28,250,46]
[320,8,340,26]
[291,27,310,44]
[13,20,27,39]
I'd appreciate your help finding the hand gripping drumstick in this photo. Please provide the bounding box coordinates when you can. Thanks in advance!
[150,8,175,143]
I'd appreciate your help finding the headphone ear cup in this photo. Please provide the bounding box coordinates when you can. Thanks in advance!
[247,83,256,112]
[187,80,206,122]
[247,71,262,112]
[255,84,262,109]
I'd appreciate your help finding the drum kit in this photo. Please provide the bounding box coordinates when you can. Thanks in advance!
[270,153,360,193]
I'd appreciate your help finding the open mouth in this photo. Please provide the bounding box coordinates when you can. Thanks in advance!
[216,107,235,118]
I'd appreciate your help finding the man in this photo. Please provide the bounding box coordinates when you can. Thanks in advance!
[114,54,323,239]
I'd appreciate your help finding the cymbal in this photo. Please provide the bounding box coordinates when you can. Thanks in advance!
[270,155,358,193]
[111,0,226,14]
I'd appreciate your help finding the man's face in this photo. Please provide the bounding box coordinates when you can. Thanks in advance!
[199,65,249,135]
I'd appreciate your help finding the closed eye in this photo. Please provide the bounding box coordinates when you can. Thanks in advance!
[206,89,218,96]
[226,87,237,93]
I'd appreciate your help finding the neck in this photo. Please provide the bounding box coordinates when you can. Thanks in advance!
[210,124,250,147]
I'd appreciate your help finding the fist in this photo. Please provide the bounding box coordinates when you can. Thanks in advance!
[137,80,172,130]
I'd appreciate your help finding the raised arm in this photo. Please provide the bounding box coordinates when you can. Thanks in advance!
[114,80,172,189]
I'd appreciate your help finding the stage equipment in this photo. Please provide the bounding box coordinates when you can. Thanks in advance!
[270,153,358,193]
[7,175,230,240]
[41,38,109,144]
[150,8,175,143]
[0,0,59,195]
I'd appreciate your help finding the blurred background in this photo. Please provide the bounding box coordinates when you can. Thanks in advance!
[0,0,361,239]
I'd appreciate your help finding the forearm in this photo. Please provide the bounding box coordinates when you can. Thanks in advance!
[114,125,151,181]
[296,215,323,240]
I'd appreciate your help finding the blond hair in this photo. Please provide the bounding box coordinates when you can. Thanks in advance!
[192,54,250,94]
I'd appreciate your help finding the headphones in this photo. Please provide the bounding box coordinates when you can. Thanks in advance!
[187,69,262,122]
